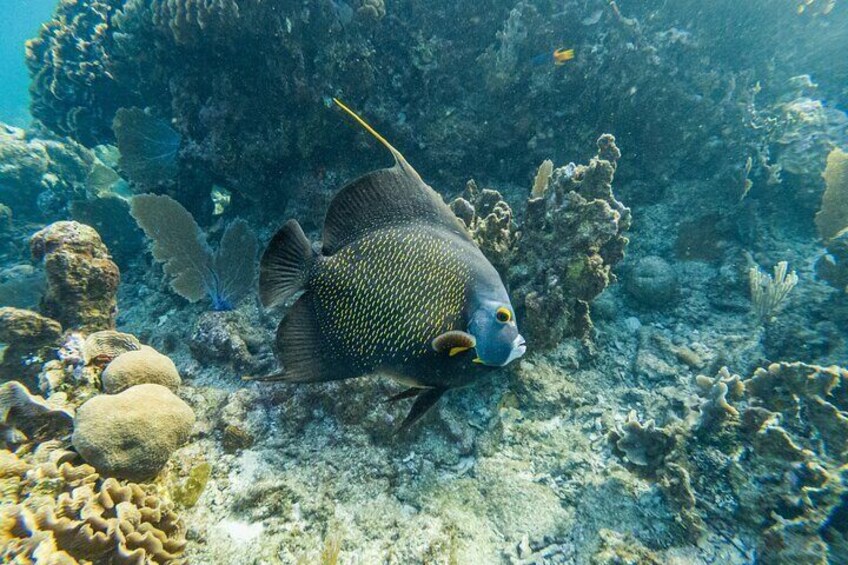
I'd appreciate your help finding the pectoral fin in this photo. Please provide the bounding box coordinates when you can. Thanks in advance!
[397,388,446,433]
[385,387,423,403]
[431,331,476,356]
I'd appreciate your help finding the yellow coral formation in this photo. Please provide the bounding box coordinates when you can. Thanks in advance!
[816,147,848,241]
[1,447,187,564]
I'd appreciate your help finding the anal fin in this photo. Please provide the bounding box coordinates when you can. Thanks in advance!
[396,388,446,434]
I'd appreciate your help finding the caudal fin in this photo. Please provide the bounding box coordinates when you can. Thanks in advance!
[259,219,314,308]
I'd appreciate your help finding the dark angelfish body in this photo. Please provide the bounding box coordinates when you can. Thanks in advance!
[255,100,525,431]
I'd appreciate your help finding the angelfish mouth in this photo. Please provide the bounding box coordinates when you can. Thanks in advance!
[506,335,527,364]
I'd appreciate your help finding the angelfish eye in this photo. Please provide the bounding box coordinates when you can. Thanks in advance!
[495,307,512,323]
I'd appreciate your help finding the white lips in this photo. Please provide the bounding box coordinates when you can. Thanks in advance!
[504,334,526,365]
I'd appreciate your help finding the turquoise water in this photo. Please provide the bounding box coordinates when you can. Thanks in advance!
[0,0,58,126]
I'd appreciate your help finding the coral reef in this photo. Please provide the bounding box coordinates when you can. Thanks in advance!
[1,459,187,565]
[0,123,94,219]
[73,383,195,481]
[449,180,517,275]
[30,221,120,333]
[101,346,181,394]
[82,330,141,366]
[509,135,630,347]
[653,362,848,562]
[0,381,73,449]
[130,194,257,310]
[0,307,62,384]
[609,410,675,472]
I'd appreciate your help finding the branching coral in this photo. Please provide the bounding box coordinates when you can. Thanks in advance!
[749,260,799,322]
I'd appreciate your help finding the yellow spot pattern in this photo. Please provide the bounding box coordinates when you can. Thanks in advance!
[311,225,471,371]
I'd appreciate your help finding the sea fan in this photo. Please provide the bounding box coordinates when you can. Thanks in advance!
[130,194,257,310]
[113,108,180,186]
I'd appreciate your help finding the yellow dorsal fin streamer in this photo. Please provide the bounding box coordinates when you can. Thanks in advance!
[333,97,422,182]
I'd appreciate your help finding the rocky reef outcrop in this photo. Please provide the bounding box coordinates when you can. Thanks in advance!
[30,221,120,333]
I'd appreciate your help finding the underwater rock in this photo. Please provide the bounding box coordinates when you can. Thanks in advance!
[509,135,631,347]
[623,256,679,309]
[100,346,181,394]
[189,310,267,372]
[817,229,848,293]
[72,383,195,480]
[449,179,518,275]
[30,221,120,333]
[0,380,74,449]
[590,528,663,565]
[0,307,62,385]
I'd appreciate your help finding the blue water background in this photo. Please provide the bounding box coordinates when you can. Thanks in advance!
[0,0,59,126]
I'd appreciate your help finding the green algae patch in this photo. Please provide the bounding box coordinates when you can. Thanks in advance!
[173,461,212,507]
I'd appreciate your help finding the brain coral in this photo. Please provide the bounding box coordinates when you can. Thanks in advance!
[72,383,195,481]
[101,346,182,394]
[30,221,120,333]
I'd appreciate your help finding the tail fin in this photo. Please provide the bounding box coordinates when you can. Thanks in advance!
[259,219,315,308]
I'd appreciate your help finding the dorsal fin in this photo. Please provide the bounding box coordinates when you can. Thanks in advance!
[323,99,470,255]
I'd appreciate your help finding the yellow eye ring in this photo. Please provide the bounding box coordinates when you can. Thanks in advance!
[496,307,512,323]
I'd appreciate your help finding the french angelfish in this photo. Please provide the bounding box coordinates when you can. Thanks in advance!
[254,99,526,431]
